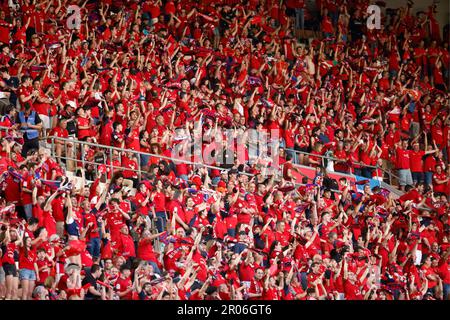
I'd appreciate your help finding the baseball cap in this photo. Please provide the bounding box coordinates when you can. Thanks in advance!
[66,100,76,108]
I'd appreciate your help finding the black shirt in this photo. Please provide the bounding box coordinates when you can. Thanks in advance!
[81,272,101,300]
[61,112,77,135]
[138,291,150,300]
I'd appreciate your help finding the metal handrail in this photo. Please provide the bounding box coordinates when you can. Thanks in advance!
[44,135,256,179]
[1,125,403,186]
[284,146,402,185]
[0,125,245,173]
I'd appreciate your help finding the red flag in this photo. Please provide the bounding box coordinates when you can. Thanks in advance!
[251,16,262,25]
[403,89,422,101]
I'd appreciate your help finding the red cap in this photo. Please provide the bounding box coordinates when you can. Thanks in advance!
[191,175,202,188]
[141,180,153,191]
[217,180,226,188]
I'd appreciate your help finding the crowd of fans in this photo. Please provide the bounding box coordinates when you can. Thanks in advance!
[0,0,449,300]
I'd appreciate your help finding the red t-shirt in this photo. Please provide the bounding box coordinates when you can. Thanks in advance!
[19,247,37,270]
[118,234,136,259]
[431,125,444,147]
[385,130,401,148]
[409,150,425,172]
[51,197,65,222]
[49,126,68,141]
[2,243,16,265]
[4,174,21,203]
[395,147,410,169]
[20,175,33,205]
[36,258,52,284]
[134,192,150,215]
[275,231,290,247]
[76,116,91,139]
[248,279,263,300]
[437,260,450,284]
[421,265,438,288]
[334,149,350,172]
[122,156,138,179]
[164,1,176,15]
[262,287,280,300]
[137,238,157,262]
[42,210,57,236]
[115,276,133,300]
[106,210,125,240]
[343,279,363,300]
[84,212,100,240]
[152,191,166,212]
[433,172,447,193]
[423,155,436,172]
[239,262,255,282]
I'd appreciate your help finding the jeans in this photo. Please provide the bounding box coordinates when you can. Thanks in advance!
[140,154,150,168]
[155,211,167,233]
[227,228,236,238]
[87,237,101,259]
[23,204,33,220]
[398,169,413,186]
[0,266,5,283]
[392,288,401,300]
[19,268,36,281]
[411,172,424,184]
[286,149,297,163]
[443,283,450,300]
[300,272,308,290]
[178,174,188,182]
[295,8,305,30]
[424,171,433,185]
